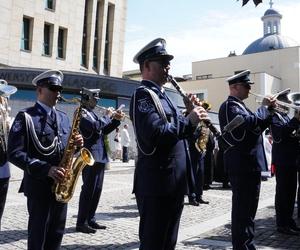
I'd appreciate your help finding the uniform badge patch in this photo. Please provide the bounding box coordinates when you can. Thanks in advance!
[230,106,240,114]
[137,98,155,113]
[12,120,22,132]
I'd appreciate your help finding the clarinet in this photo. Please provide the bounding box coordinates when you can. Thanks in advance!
[167,75,221,138]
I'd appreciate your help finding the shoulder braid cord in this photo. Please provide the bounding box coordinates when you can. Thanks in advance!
[24,112,59,156]
[80,108,97,140]
[225,100,247,142]
[132,87,168,156]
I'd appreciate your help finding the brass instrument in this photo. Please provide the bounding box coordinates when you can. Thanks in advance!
[167,75,222,153]
[94,104,129,121]
[58,95,128,121]
[0,80,17,162]
[194,101,212,153]
[249,89,299,114]
[54,91,95,203]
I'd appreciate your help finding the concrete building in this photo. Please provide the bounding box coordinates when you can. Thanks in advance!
[0,0,127,77]
[180,2,300,113]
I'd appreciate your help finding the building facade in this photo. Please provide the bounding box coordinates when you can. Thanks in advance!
[0,0,127,77]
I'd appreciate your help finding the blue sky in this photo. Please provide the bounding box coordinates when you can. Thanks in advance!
[123,0,300,77]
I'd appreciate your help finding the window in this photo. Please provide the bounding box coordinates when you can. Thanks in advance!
[195,93,205,101]
[57,27,67,59]
[267,22,271,34]
[93,1,101,70]
[21,16,33,51]
[43,23,53,56]
[45,0,55,10]
[273,24,277,33]
[104,4,115,75]
[195,74,212,80]
[81,0,88,67]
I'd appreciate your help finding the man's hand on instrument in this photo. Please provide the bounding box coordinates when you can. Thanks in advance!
[262,95,277,109]
[113,110,125,121]
[106,107,114,118]
[183,94,195,114]
[48,166,65,183]
[187,106,210,126]
[73,134,84,147]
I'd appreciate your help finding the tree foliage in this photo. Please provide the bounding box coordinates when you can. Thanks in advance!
[239,0,263,6]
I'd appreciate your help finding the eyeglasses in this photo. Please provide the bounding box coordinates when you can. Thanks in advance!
[47,86,62,92]
[148,59,170,68]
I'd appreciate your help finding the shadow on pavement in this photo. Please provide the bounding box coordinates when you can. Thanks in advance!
[113,204,137,210]
[0,229,27,243]
[62,241,139,249]
[97,211,139,219]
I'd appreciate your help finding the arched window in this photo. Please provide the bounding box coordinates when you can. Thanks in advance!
[267,22,271,34]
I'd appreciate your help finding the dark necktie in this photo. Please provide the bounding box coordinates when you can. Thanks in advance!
[50,109,57,122]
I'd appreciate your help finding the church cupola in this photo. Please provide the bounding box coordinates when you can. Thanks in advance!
[261,0,282,36]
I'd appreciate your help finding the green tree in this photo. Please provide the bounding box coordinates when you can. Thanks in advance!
[238,0,263,6]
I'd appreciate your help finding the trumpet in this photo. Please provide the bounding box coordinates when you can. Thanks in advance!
[94,104,130,121]
[249,90,300,114]
[58,95,129,121]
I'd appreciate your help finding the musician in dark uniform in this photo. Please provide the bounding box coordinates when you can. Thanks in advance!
[218,70,275,250]
[270,91,300,235]
[76,88,123,234]
[0,80,17,230]
[8,70,83,250]
[187,125,209,206]
[130,38,209,250]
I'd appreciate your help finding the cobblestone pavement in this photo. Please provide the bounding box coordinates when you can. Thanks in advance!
[1,161,300,249]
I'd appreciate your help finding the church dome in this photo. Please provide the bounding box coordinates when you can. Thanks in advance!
[263,8,280,16]
[243,2,299,55]
[243,34,298,55]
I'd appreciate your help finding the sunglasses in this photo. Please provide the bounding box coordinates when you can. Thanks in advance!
[47,85,62,92]
[148,59,170,68]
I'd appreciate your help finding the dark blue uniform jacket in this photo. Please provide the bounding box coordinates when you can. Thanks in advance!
[80,109,120,163]
[218,96,271,174]
[271,112,300,167]
[8,103,70,198]
[130,80,196,196]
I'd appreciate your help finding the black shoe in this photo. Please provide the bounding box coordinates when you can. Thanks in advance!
[203,185,211,190]
[188,199,199,206]
[222,183,231,189]
[76,224,97,234]
[89,221,107,230]
[197,198,209,204]
[277,226,299,235]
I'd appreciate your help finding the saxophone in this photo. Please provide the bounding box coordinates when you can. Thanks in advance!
[54,95,95,203]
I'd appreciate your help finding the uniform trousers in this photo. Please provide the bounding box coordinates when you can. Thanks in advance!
[188,146,204,200]
[229,171,261,250]
[27,195,67,250]
[122,146,129,162]
[275,164,298,228]
[135,194,184,250]
[77,162,105,225]
[0,177,9,230]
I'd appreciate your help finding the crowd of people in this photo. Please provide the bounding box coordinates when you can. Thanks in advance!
[1,37,300,250]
